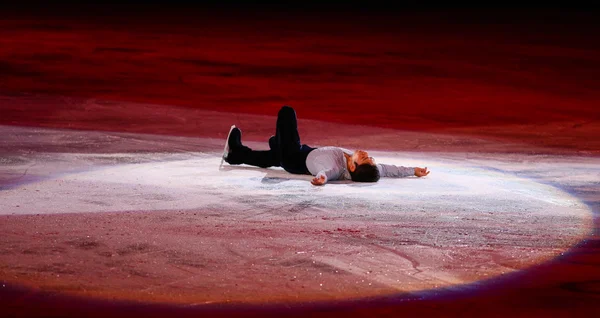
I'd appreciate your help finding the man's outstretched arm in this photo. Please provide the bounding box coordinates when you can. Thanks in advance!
[311,168,342,186]
[377,163,430,178]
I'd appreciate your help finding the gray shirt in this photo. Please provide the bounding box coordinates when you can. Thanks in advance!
[305,147,415,183]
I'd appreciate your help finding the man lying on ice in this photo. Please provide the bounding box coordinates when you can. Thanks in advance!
[223,106,430,186]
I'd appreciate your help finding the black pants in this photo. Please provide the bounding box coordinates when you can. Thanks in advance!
[238,106,315,174]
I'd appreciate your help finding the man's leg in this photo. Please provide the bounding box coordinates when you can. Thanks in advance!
[224,128,278,168]
[236,150,278,168]
[275,106,315,174]
[276,106,302,155]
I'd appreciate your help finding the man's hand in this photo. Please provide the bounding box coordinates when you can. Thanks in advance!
[311,175,327,186]
[414,167,430,177]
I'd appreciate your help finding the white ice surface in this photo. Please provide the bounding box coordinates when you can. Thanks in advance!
[0,150,590,223]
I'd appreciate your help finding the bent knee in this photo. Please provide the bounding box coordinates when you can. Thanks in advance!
[279,105,295,115]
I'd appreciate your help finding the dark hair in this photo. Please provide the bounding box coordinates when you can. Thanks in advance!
[349,163,380,182]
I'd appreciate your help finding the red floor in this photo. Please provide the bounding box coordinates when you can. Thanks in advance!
[1,7,599,317]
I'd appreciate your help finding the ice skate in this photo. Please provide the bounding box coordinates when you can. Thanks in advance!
[220,125,237,167]
[222,126,248,165]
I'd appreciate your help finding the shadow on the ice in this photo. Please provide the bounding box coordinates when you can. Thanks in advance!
[219,164,373,186]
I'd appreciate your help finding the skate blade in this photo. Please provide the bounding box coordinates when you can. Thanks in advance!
[220,124,236,167]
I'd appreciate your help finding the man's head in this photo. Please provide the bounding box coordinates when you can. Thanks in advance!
[344,150,380,182]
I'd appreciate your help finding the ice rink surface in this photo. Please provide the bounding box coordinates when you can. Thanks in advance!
[1,121,596,305]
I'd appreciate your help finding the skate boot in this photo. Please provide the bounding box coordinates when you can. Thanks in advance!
[223,126,250,165]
